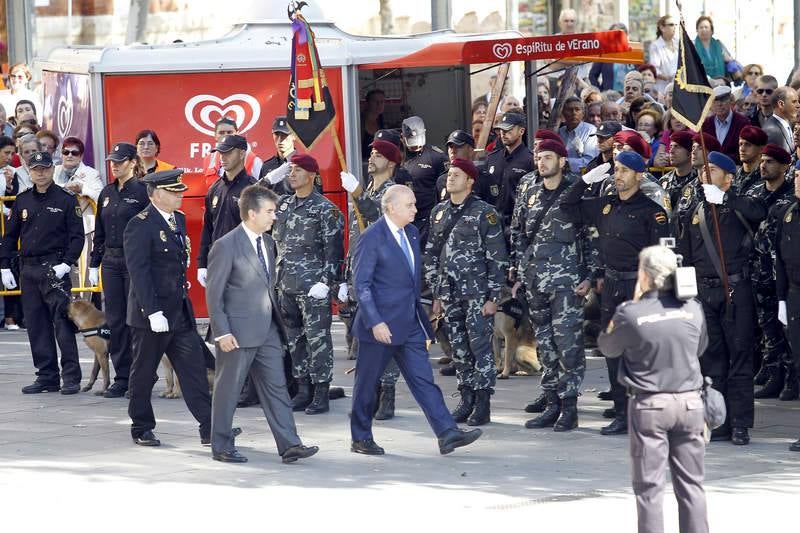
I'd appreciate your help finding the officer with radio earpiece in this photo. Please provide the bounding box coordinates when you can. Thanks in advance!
[598,244,709,533]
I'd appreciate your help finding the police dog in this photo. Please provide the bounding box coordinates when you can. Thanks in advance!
[493,288,541,379]
[67,299,111,395]
[159,340,216,399]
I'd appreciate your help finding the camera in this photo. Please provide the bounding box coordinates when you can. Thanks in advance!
[659,237,698,300]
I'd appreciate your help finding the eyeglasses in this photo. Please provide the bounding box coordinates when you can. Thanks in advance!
[756,88,774,95]
[62,149,81,156]
[9,74,26,80]
[663,23,677,27]
[747,71,762,76]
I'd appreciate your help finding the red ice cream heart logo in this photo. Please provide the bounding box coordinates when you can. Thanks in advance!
[492,43,513,60]
[184,93,261,137]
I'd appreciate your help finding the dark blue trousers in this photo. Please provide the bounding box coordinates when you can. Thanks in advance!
[350,323,456,441]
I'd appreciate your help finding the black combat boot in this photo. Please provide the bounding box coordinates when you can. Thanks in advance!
[291,377,313,411]
[525,391,560,428]
[467,389,491,426]
[553,397,578,432]
[305,382,330,414]
[601,401,627,435]
[524,391,547,413]
[374,384,395,420]
[779,366,799,401]
[754,364,770,386]
[450,386,475,423]
[754,366,784,399]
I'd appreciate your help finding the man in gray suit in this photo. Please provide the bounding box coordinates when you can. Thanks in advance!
[206,185,318,464]
[762,86,799,153]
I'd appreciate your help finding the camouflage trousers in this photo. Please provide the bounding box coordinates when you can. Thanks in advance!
[442,297,496,390]
[753,283,792,370]
[526,287,585,399]
[279,291,334,383]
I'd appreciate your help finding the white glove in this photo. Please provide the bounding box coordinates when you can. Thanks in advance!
[88,267,99,287]
[337,282,349,302]
[267,162,291,185]
[1,268,16,289]
[573,137,585,156]
[582,162,611,185]
[308,282,329,300]
[340,171,360,194]
[778,301,788,326]
[197,268,208,288]
[52,263,71,279]
[148,311,169,333]
[701,184,725,205]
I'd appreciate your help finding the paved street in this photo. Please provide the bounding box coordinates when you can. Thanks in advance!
[1,320,799,531]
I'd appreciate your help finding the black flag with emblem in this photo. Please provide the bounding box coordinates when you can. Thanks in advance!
[671,20,714,131]
[287,9,336,150]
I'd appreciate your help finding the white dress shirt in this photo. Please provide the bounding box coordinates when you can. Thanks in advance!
[241,222,270,272]
[773,114,794,151]
[648,36,679,94]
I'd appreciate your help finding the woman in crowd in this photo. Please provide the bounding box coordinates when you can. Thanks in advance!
[636,108,664,167]
[36,130,60,162]
[0,63,42,118]
[657,109,689,165]
[695,16,741,83]
[649,16,679,96]
[734,64,763,99]
[88,142,148,398]
[360,89,386,159]
[135,129,175,175]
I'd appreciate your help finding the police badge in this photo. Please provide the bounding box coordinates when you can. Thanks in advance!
[212,196,219,209]
[602,204,611,215]
[435,210,444,222]
[160,230,167,242]
[490,184,500,197]
[21,209,27,221]
[103,197,110,207]
[787,211,793,223]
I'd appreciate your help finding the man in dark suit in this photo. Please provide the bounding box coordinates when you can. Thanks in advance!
[702,86,750,164]
[761,86,799,154]
[350,184,482,455]
[206,185,318,464]
[123,169,212,447]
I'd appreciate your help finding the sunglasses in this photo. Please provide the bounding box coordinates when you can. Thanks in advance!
[747,71,762,76]
[663,23,677,27]
[756,88,774,95]
[62,149,82,156]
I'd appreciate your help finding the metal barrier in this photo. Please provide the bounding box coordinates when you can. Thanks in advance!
[0,194,103,296]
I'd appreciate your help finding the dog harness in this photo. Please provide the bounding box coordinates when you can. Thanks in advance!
[78,324,111,340]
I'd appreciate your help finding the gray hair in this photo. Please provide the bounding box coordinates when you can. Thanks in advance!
[19,133,40,149]
[638,245,678,290]
[380,184,414,213]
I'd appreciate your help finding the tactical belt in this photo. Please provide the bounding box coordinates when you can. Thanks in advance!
[79,324,111,340]
[104,247,124,258]
[698,272,744,288]
[605,268,638,281]
[21,254,61,266]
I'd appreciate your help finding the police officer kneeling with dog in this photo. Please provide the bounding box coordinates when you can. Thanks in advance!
[598,245,709,533]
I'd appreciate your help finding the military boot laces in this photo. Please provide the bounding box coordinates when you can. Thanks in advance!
[525,391,560,428]
[305,382,330,414]
[450,387,475,423]
[553,397,578,432]
[467,389,491,426]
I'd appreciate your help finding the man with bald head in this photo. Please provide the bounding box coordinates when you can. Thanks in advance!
[350,185,482,456]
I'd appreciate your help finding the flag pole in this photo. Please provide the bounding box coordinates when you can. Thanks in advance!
[329,123,366,231]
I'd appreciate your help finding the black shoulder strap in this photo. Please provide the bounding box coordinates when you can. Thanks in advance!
[695,202,726,280]
[529,179,571,239]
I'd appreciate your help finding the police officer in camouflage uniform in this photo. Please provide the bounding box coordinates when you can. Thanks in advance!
[512,139,590,431]
[424,158,507,426]
[749,145,797,400]
[561,151,670,435]
[339,139,402,419]
[734,126,767,194]
[658,130,697,218]
[272,153,344,415]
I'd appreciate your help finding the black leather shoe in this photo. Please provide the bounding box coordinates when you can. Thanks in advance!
[60,383,80,395]
[731,427,750,445]
[600,417,627,435]
[602,407,616,419]
[281,444,319,463]
[133,431,161,446]
[710,423,731,441]
[21,382,60,394]
[212,450,248,463]
[790,438,800,452]
[103,383,127,398]
[351,439,385,455]
[201,427,241,446]
[597,390,613,401]
[438,427,482,455]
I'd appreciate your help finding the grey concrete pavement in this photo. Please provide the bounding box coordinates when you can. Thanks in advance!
[0,320,799,531]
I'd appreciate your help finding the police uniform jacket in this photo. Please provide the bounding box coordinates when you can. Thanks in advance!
[402,145,448,226]
[0,183,84,268]
[560,179,670,273]
[423,195,508,301]
[487,143,534,224]
[90,178,149,268]
[198,169,256,268]
[598,290,707,393]
[124,205,194,329]
[775,200,800,300]
[272,190,344,294]
[747,179,795,286]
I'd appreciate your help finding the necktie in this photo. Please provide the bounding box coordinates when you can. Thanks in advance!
[167,214,177,232]
[255,236,270,282]
[398,229,414,273]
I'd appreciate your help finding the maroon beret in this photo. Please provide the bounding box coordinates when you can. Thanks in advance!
[739,125,768,146]
[692,132,721,153]
[290,153,319,173]
[538,139,568,157]
[619,131,651,160]
[534,129,562,142]
[449,157,478,179]
[762,143,792,164]
[670,130,695,153]
[369,139,401,164]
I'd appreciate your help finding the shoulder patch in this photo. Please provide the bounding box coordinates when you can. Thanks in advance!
[75,206,82,217]
[662,196,671,211]
[654,211,667,225]
[330,206,342,219]
[486,211,497,225]
[435,209,444,223]
[786,210,793,223]
[602,204,611,215]
[137,210,149,220]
